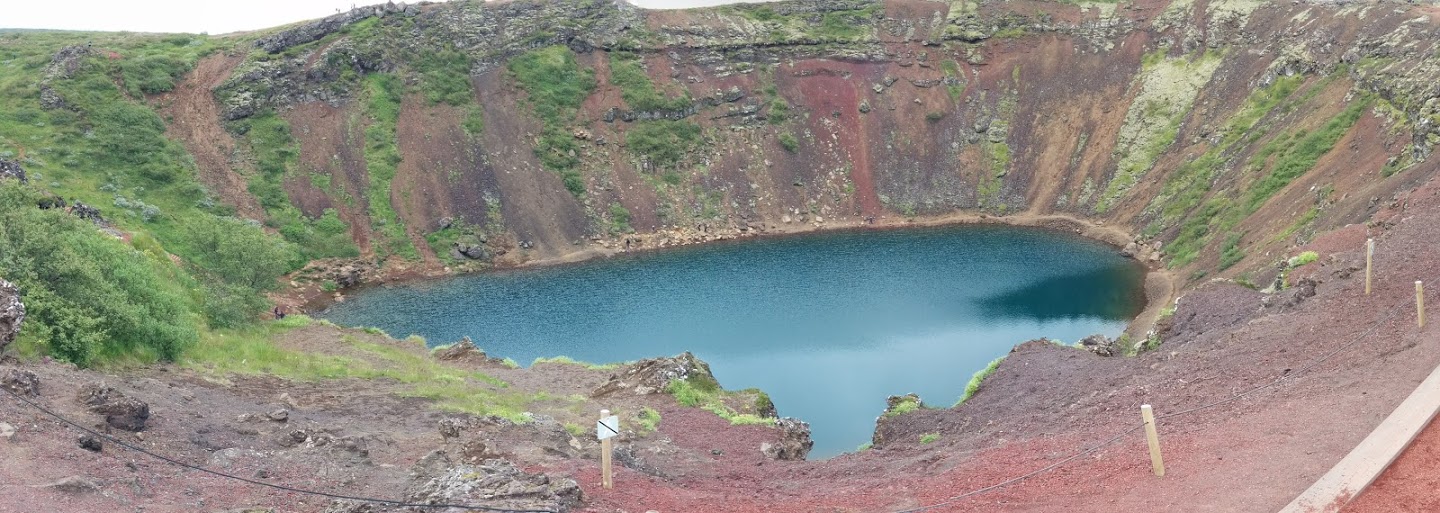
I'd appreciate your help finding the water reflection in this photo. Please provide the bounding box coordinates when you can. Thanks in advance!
[978,266,1147,321]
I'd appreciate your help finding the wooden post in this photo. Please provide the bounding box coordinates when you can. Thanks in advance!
[1365,238,1375,296]
[600,409,614,489]
[1418,281,1426,329]
[1141,404,1165,477]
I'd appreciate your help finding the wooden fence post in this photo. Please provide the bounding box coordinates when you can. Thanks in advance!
[1141,404,1165,477]
[1418,281,1426,329]
[599,409,615,489]
[1365,238,1374,296]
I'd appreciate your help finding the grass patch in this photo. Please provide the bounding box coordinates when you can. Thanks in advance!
[626,120,702,169]
[1218,232,1245,270]
[608,51,690,111]
[666,377,774,426]
[359,73,420,261]
[508,46,596,198]
[1289,250,1319,267]
[634,406,662,433]
[954,357,1004,406]
[778,132,799,153]
[531,355,624,371]
[919,433,941,444]
[885,396,921,417]
[1245,96,1372,212]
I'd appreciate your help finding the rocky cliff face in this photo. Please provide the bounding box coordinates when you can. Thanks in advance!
[42,0,1440,282]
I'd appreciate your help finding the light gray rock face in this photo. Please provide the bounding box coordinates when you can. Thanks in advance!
[0,279,24,352]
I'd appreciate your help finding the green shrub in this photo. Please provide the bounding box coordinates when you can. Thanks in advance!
[753,391,774,415]
[778,132,799,153]
[955,357,1005,406]
[856,442,873,452]
[0,183,198,365]
[919,433,940,444]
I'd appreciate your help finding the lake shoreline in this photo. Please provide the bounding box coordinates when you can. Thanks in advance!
[291,210,1177,348]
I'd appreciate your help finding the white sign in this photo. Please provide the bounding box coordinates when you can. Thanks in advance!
[596,415,620,440]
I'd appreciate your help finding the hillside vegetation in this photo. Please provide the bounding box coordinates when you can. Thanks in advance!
[3,0,1440,365]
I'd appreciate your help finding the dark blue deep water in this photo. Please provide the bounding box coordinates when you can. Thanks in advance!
[318,225,1146,457]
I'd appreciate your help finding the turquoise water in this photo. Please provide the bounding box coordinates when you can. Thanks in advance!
[318,225,1146,457]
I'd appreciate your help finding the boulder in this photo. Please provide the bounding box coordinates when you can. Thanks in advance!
[45,476,99,495]
[69,202,103,223]
[760,417,813,461]
[453,242,489,261]
[0,368,40,397]
[327,451,582,513]
[1078,334,1116,357]
[78,435,103,452]
[591,352,716,398]
[0,159,26,184]
[434,337,479,361]
[0,279,25,352]
[76,382,150,432]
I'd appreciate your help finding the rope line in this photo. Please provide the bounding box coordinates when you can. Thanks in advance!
[896,279,1418,513]
[0,385,557,513]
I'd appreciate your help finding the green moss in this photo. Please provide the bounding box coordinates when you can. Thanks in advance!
[919,432,941,444]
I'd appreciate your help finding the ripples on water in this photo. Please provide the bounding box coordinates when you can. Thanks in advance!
[320,225,1146,457]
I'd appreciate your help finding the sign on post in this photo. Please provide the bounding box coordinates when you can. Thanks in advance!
[597,413,620,440]
[598,409,617,489]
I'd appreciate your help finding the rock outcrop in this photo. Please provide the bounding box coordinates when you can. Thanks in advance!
[591,351,716,398]
[1078,334,1117,357]
[0,159,26,184]
[0,279,24,353]
[761,417,814,461]
[0,368,39,397]
[76,382,150,432]
[326,450,583,513]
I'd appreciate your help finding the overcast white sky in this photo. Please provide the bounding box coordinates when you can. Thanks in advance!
[2,0,783,34]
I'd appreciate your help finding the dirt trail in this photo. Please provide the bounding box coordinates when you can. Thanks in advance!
[158,53,262,220]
